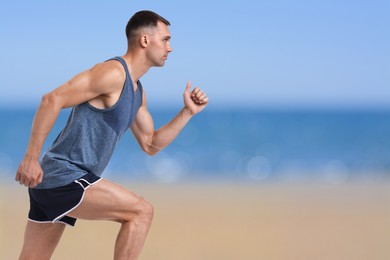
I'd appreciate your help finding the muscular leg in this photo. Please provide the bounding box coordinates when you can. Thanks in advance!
[68,179,154,260]
[19,221,65,260]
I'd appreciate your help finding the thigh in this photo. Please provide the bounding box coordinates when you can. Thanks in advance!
[20,221,65,260]
[68,179,146,222]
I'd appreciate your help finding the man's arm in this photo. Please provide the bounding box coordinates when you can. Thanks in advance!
[131,82,208,156]
[15,61,126,187]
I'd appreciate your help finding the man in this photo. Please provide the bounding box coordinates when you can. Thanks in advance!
[15,10,208,260]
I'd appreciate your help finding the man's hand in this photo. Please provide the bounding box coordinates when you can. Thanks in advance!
[15,156,43,188]
[183,81,209,115]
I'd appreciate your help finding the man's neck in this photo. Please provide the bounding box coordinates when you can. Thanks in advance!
[122,52,150,83]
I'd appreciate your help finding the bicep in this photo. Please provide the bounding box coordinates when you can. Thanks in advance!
[131,106,154,136]
[130,93,155,148]
[49,71,95,108]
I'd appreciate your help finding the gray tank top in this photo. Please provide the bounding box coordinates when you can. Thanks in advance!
[36,56,143,189]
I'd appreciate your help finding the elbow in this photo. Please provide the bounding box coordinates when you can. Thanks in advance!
[41,91,61,109]
[41,93,52,106]
[141,139,161,156]
[146,150,158,157]
[139,132,162,156]
[143,145,161,156]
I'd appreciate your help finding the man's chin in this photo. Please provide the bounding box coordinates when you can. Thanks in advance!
[155,62,165,67]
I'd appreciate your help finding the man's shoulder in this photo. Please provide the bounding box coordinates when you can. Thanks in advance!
[92,59,125,75]
[89,59,126,86]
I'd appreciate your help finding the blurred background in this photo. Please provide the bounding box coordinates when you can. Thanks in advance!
[0,0,389,184]
[1,1,390,259]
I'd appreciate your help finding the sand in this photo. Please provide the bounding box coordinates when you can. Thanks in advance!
[1,180,390,260]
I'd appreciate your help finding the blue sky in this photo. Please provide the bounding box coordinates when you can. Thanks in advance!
[0,0,389,109]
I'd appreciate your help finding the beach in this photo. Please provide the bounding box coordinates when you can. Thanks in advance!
[1,179,390,260]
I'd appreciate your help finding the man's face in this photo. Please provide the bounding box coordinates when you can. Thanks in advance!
[145,21,172,67]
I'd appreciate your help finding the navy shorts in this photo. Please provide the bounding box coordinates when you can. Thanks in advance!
[28,172,102,226]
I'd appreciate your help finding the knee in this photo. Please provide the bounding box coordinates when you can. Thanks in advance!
[126,198,154,226]
[139,199,154,225]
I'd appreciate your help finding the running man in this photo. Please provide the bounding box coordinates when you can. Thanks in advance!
[15,10,208,260]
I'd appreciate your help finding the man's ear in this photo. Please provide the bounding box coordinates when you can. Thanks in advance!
[140,35,148,48]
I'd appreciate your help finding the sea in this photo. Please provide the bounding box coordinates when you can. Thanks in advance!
[1,107,389,184]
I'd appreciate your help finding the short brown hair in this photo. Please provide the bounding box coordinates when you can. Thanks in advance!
[126,10,170,44]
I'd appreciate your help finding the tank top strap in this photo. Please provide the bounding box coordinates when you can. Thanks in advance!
[106,56,131,79]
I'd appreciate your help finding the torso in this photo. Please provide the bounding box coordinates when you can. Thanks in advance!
[37,56,143,189]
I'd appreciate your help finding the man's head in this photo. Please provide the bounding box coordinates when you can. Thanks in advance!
[126,10,171,48]
[126,10,172,67]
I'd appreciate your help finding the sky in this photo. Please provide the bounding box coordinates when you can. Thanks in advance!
[0,0,389,109]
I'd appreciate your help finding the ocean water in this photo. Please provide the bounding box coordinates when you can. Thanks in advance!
[1,108,389,183]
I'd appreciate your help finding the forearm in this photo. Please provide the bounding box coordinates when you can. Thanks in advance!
[25,94,62,158]
[149,107,193,154]
[133,82,208,156]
